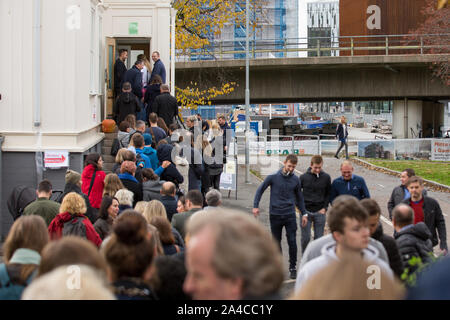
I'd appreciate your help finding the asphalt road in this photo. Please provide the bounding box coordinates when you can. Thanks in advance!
[221,155,450,298]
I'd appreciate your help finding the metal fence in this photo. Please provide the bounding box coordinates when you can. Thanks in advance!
[244,135,450,161]
[176,34,450,62]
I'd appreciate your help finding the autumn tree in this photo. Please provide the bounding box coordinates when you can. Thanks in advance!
[408,0,450,86]
[173,0,266,109]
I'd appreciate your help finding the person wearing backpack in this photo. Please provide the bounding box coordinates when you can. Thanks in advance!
[48,192,102,248]
[81,153,106,210]
[57,170,97,224]
[0,216,49,300]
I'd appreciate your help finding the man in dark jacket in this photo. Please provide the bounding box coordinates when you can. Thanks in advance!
[113,82,141,124]
[253,155,307,280]
[299,155,331,253]
[160,182,178,222]
[393,204,434,272]
[150,51,166,84]
[152,84,178,127]
[114,49,128,100]
[217,114,231,155]
[57,170,97,224]
[387,168,427,220]
[330,160,370,203]
[361,199,404,278]
[157,144,184,188]
[172,190,203,240]
[402,176,447,254]
[121,60,144,100]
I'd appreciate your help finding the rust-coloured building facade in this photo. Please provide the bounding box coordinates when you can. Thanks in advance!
[339,0,429,55]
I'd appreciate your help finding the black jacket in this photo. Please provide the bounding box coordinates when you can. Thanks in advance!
[394,222,434,269]
[113,92,141,124]
[122,66,143,99]
[388,185,427,219]
[300,168,331,212]
[157,144,184,187]
[372,223,404,278]
[143,83,161,114]
[119,174,143,207]
[57,183,97,223]
[161,195,178,222]
[114,58,127,91]
[153,92,178,127]
[402,196,447,250]
[336,123,348,141]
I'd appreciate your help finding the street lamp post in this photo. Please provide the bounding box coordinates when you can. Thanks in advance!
[245,0,250,183]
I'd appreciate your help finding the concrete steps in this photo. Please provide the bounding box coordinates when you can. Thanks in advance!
[102,130,118,174]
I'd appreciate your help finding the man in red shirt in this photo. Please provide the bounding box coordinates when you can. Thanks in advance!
[403,176,447,255]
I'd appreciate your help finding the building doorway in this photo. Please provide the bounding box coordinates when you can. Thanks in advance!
[105,37,151,118]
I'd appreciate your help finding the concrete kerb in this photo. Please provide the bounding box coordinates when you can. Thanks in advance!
[350,157,450,193]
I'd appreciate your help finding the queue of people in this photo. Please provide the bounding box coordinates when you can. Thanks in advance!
[2,145,448,300]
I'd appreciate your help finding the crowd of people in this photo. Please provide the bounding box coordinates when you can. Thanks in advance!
[1,106,449,301]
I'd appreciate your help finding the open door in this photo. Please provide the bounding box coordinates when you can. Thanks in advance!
[105,37,116,118]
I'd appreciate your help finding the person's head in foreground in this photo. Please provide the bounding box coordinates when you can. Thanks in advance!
[22,265,115,300]
[291,251,404,300]
[183,209,284,300]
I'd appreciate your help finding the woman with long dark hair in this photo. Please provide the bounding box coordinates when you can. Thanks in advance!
[94,196,120,240]
[81,153,106,210]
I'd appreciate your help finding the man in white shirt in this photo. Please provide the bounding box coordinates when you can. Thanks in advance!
[295,195,393,293]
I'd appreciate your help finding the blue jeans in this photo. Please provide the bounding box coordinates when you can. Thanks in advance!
[301,210,326,253]
[270,213,297,270]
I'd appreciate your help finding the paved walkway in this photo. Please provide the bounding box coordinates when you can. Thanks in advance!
[220,154,450,298]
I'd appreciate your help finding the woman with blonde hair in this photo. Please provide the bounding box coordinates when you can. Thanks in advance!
[141,200,185,249]
[0,216,49,299]
[103,173,125,197]
[115,189,134,214]
[137,54,152,89]
[334,115,348,159]
[134,201,148,214]
[48,192,102,247]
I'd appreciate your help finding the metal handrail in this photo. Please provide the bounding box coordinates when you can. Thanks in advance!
[176,33,450,61]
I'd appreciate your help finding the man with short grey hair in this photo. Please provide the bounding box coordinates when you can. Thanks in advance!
[205,189,222,208]
[136,120,146,134]
[183,209,284,300]
[152,83,178,127]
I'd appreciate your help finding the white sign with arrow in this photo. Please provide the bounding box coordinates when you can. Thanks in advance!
[44,150,69,168]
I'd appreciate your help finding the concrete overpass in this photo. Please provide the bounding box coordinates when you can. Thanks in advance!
[175,54,450,104]
[175,54,450,139]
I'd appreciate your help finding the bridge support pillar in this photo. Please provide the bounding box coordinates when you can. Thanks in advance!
[393,100,444,139]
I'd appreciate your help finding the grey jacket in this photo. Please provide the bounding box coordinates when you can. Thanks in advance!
[388,185,427,219]
[142,179,165,201]
[299,233,389,269]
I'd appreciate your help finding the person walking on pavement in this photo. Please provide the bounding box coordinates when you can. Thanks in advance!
[330,160,370,203]
[253,154,307,279]
[150,51,166,84]
[387,168,427,220]
[114,49,128,100]
[392,204,434,273]
[402,176,448,255]
[121,60,144,102]
[299,155,331,253]
[334,116,349,159]
[152,84,178,127]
